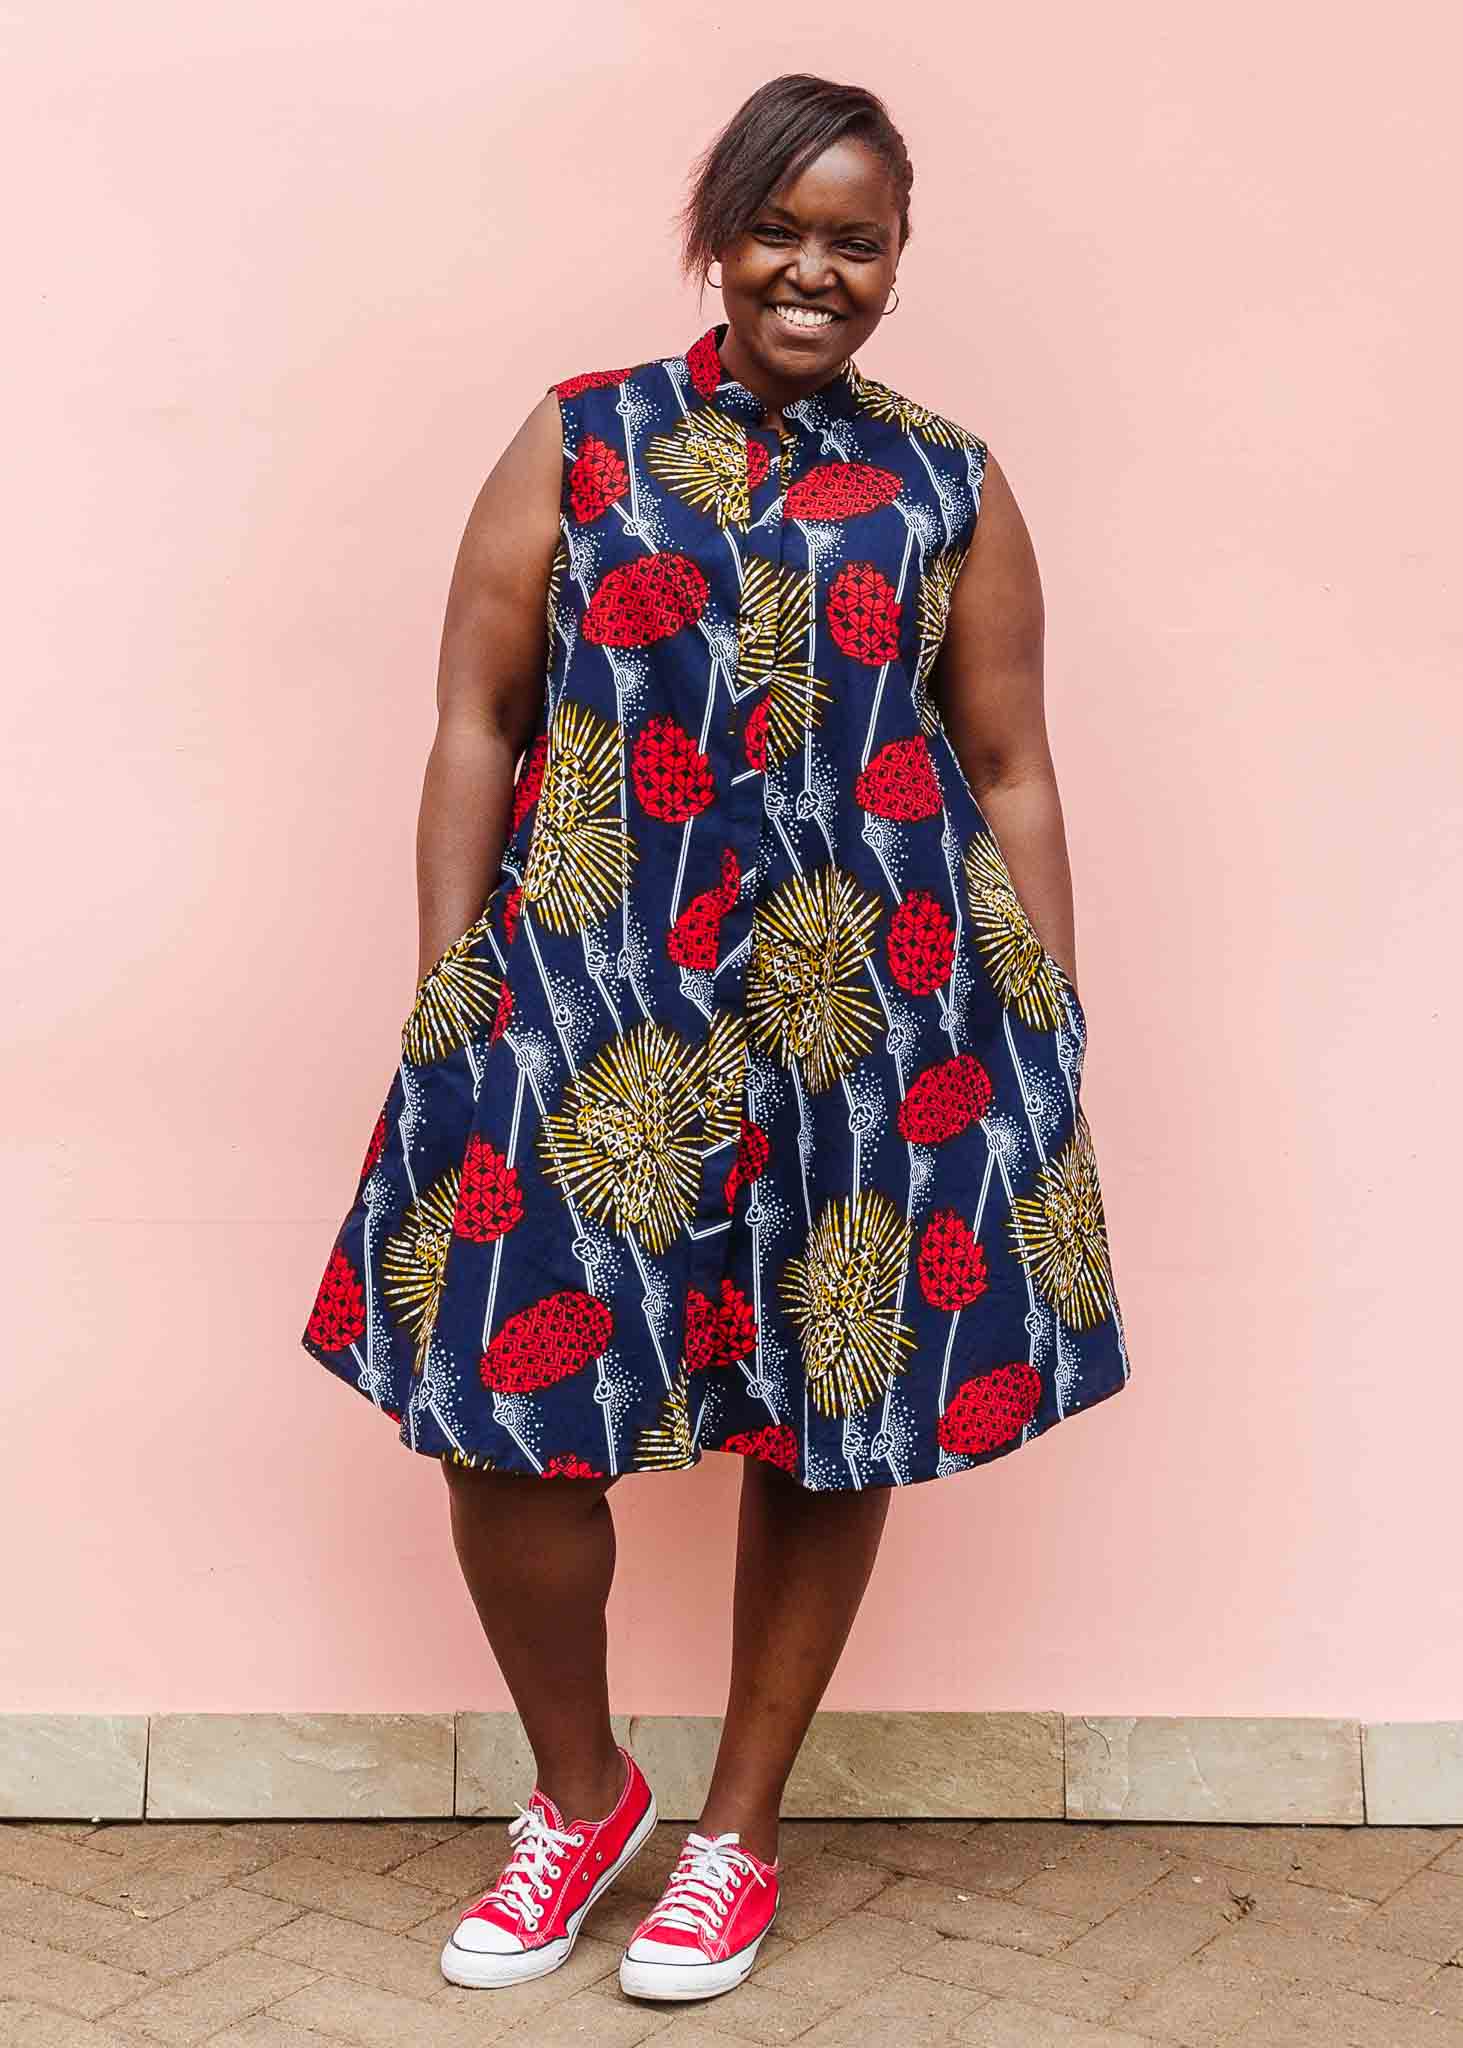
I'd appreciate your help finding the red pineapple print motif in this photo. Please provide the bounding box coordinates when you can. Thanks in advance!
[569,435,630,522]
[686,329,722,399]
[543,1452,606,1478]
[746,438,771,491]
[489,980,513,1043]
[743,698,769,773]
[684,1277,757,1372]
[887,889,955,993]
[501,885,522,946]
[721,1423,799,1473]
[359,1108,387,1185]
[938,1363,1042,1455]
[555,367,633,399]
[452,1136,524,1243]
[855,737,942,821]
[784,463,902,521]
[583,556,709,648]
[511,736,548,831]
[898,1054,994,1143]
[917,1209,990,1310]
[307,1248,366,1352]
[632,717,715,821]
[480,1290,613,1394]
[827,560,902,664]
[667,850,739,968]
[723,1116,770,1210]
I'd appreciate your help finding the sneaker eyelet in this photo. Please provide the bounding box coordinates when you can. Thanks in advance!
[572,1833,585,1845]
[595,1850,604,1860]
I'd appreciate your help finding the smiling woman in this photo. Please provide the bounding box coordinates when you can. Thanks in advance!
[300,68,1133,2015]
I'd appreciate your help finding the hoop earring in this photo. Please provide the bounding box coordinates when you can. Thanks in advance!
[704,263,723,289]
[884,283,900,313]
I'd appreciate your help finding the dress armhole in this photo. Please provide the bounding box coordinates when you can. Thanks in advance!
[545,381,573,524]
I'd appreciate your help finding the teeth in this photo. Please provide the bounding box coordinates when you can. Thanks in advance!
[772,304,836,328]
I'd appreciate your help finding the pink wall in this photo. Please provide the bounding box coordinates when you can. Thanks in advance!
[6,6,1459,1718]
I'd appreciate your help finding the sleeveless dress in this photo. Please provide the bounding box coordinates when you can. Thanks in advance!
[301,319,1132,1489]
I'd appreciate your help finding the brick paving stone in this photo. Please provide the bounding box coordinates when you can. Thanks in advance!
[701,1909,945,2045]
[1058,1896,1232,1984]
[222,1821,467,1876]
[1245,1979,1463,2046]
[821,1823,1085,1894]
[863,1875,1090,1954]
[432,1930,623,2023]
[83,1836,286,1919]
[268,1971,518,2046]
[770,1855,893,1942]
[71,1831,221,1872]
[208,2021,361,2048]
[0,1833,137,1898]
[1012,1837,1183,1920]
[0,1873,136,1956]
[903,1936,1133,2023]
[953,1999,1164,2045]
[0,2001,139,2046]
[1107,1950,1282,2045]
[1284,1828,1458,1902]
[789,1968,986,2045]
[102,1949,319,2045]
[1202,1915,1440,1997]
[376,1823,514,1898]
[252,1910,448,2001]
[93,1887,302,1981]
[0,1931,148,2021]
[498,1986,673,2042]
[1410,1964,1463,2019]
[1348,1868,1463,1962]
[235,1856,447,1934]
[1144,1855,1378,1935]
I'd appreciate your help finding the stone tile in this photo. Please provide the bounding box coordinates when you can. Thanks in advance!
[0,1872,136,1954]
[1108,1949,1281,2044]
[253,1909,452,2001]
[1202,1914,1440,1997]
[1365,1726,1463,1828]
[0,2003,140,2046]
[1348,1867,1463,1962]
[1058,1895,1230,1984]
[236,1855,447,1933]
[84,1834,288,1918]
[864,1874,1089,1953]
[93,1886,302,1980]
[904,1936,1130,2022]
[0,1929,147,2019]
[456,1715,625,1821]
[1066,1718,1364,1825]
[788,1713,1064,1820]
[1012,1833,1180,1918]
[1145,1854,1378,1935]
[497,1986,671,2042]
[0,1830,137,1896]
[269,1970,518,2046]
[146,1716,454,1823]
[102,1949,319,2044]
[954,2000,1165,2046]
[0,1719,148,1823]
[615,1718,719,1824]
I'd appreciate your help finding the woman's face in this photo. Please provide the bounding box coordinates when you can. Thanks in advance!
[717,137,903,390]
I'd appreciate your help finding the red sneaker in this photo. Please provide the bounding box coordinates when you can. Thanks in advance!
[440,1745,657,1988]
[618,1828,780,2000]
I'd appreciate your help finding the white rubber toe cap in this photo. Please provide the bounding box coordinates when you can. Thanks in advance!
[624,1935,707,1965]
[450,1914,529,1955]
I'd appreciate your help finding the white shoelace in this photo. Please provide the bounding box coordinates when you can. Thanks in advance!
[645,1830,769,1941]
[471,1803,584,1931]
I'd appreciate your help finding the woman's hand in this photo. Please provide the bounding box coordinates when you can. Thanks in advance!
[414,388,565,983]
[928,449,1081,991]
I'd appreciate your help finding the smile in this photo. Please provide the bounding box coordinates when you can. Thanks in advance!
[768,303,841,331]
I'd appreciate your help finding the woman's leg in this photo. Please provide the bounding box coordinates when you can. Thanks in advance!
[440,1460,627,1822]
[697,1458,892,1863]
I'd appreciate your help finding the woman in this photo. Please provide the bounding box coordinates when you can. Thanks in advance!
[302,71,1131,2007]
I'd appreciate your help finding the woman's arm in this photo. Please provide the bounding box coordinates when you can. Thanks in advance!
[930,450,1081,993]
[413,389,564,983]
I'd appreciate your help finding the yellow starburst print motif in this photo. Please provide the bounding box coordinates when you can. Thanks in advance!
[911,540,971,734]
[401,909,503,1066]
[735,556,831,766]
[963,832,1073,1033]
[634,1369,695,1470]
[546,534,569,638]
[850,363,984,452]
[382,1170,460,1377]
[538,1021,702,1253]
[522,701,634,933]
[645,408,754,530]
[1009,1111,1114,1329]
[700,1008,749,1150]
[746,864,883,1093]
[780,1191,916,1418]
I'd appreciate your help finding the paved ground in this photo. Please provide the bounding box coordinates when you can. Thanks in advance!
[4,1813,1463,2044]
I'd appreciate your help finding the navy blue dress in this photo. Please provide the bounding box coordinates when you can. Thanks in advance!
[302,320,1132,1488]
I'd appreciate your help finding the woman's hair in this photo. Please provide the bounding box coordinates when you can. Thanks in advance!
[678,73,913,287]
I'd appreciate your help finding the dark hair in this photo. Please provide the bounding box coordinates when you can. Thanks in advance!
[678,73,913,288]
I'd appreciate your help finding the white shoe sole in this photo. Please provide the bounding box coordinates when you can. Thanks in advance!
[618,1907,777,2001]
[440,1789,659,1989]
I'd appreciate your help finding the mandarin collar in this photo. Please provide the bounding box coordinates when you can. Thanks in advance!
[683,319,862,432]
